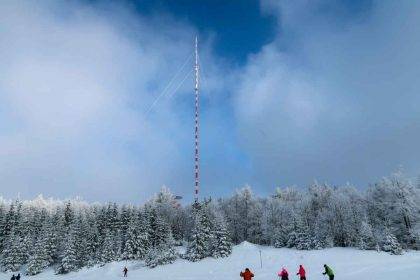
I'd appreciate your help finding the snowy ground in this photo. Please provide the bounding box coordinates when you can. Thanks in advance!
[2,242,420,280]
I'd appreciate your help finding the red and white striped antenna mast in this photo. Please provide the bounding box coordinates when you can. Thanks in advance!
[194,36,200,204]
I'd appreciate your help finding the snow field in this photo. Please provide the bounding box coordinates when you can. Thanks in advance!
[2,242,419,280]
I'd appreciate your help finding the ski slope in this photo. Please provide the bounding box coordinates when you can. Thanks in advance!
[1,242,420,280]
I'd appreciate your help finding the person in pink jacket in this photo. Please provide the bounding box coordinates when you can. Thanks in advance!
[296,265,306,280]
[278,267,289,280]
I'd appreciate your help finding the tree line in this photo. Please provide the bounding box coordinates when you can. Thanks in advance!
[0,171,419,275]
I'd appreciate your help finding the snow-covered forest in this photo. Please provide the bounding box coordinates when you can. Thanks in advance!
[0,171,419,275]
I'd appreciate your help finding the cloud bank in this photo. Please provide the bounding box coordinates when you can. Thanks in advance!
[0,0,216,202]
[234,0,420,191]
[1,0,420,202]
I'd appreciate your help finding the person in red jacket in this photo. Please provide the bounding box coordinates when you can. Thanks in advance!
[278,267,289,280]
[296,265,306,280]
[240,268,254,280]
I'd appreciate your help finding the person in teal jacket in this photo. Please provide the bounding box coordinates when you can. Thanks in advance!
[323,264,334,280]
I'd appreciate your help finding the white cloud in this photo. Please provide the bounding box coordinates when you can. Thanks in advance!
[0,0,211,202]
[234,0,420,189]
[2,0,419,201]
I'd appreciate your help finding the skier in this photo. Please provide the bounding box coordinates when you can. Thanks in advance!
[123,267,128,277]
[10,275,15,280]
[240,268,254,280]
[322,264,334,280]
[278,267,289,280]
[296,265,306,280]
[16,274,21,280]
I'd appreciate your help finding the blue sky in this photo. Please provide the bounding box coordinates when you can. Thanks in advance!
[129,0,277,62]
[0,0,419,203]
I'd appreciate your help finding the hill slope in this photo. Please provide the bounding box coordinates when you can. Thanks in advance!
[2,242,420,280]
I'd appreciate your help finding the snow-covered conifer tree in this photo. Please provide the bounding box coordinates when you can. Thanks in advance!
[144,245,177,268]
[26,219,57,275]
[145,208,176,267]
[211,218,232,258]
[122,217,139,260]
[381,230,403,255]
[85,222,101,266]
[124,212,151,260]
[74,214,90,267]
[273,228,288,248]
[56,229,78,274]
[63,202,74,229]
[1,230,25,272]
[136,215,150,259]
[293,220,313,250]
[100,229,116,263]
[27,236,49,275]
[185,207,212,261]
[357,220,375,250]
